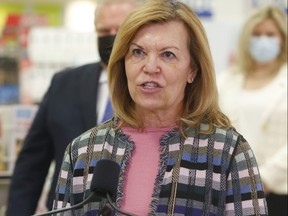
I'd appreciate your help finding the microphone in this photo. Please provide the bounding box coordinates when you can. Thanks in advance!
[91,159,137,216]
[32,159,136,216]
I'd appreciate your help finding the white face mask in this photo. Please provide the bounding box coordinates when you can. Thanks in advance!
[249,36,280,63]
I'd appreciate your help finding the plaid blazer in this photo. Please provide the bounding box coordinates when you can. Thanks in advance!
[53,119,268,215]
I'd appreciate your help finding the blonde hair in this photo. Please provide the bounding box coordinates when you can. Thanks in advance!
[237,6,287,73]
[108,0,231,134]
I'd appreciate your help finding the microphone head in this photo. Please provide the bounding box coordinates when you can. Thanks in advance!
[90,159,120,202]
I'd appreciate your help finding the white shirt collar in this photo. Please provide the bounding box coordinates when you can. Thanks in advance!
[99,69,108,83]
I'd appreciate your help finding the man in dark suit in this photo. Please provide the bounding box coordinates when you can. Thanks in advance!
[5,1,142,215]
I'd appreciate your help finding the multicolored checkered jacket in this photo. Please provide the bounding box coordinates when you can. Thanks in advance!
[53,119,268,215]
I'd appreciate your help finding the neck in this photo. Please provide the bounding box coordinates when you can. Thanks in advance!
[249,60,280,79]
[100,61,108,69]
[243,60,281,89]
[137,109,180,128]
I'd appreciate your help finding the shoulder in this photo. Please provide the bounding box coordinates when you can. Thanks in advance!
[185,125,245,165]
[210,127,254,167]
[278,63,287,80]
[52,62,101,81]
[47,62,102,92]
[213,127,253,160]
[70,122,116,152]
[268,63,287,94]
[213,126,242,150]
[186,124,241,149]
[217,66,244,95]
[217,66,243,85]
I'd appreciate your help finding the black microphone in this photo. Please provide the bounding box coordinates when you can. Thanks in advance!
[91,159,137,216]
[32,159,136,216]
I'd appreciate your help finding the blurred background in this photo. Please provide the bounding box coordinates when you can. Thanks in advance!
[0,0,287,214]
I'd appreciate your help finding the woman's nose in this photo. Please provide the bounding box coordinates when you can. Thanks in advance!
[110,28,118,35]
[143,55,160,73]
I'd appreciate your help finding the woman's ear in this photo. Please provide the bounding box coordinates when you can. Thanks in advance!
[188,68,197,83]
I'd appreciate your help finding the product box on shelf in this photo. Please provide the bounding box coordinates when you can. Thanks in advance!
[0,104,38,176]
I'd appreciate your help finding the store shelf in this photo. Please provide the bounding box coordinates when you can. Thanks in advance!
[1,0,68,5]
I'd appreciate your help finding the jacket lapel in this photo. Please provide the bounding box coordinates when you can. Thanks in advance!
[79,63,102,130]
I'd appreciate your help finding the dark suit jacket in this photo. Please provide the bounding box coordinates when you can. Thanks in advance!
[6,62,102,216]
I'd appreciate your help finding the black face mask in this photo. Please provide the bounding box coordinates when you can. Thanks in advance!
[98,35,116,65]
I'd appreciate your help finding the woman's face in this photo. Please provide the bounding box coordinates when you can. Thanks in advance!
[252,18,282,39]
[249,18,282,64]
[125,21,195,118]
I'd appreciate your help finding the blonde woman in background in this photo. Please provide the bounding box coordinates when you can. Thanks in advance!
[218,6,287,216]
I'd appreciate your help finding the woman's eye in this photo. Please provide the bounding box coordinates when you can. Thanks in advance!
[253,32,261,37]
[252,32,277,37]
[132,48,144,57]
[267,32,276,37]
[162,51,175,59]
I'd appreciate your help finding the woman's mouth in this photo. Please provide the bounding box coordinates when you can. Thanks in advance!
[141,81,161,89]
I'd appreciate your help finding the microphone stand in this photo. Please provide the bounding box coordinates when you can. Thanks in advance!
[106,193,137,216]
[32,193,94,216]
[33,192,137,216]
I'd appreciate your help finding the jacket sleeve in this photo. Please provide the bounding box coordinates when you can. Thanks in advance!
[53,142,74,209]
[53,137,91,216]
[258,79,287,194]
[225,136,268,215]
[6,80,54,216]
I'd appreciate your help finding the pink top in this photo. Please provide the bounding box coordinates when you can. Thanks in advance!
[121,126,173,215]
